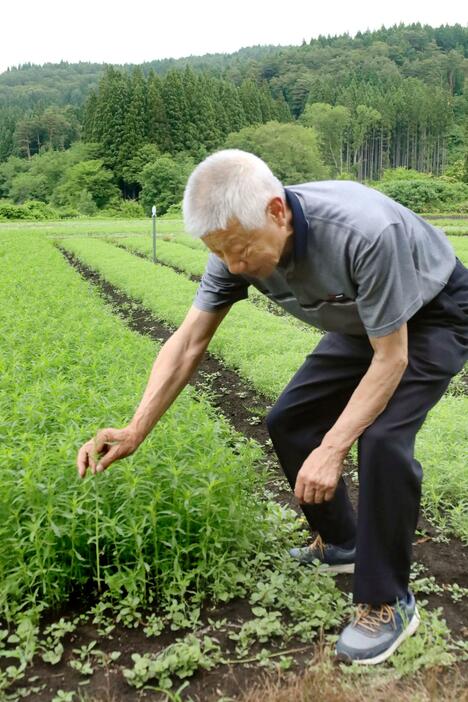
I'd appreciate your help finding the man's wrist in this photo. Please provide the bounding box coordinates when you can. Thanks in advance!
[321,431,352,459]
[127,418,148,447]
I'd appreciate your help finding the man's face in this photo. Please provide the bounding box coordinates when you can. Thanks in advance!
[202,197,292,279]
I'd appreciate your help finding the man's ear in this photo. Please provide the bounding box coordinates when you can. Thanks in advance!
[266,196,286,225]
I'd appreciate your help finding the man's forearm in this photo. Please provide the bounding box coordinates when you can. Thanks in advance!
[322,354,407,456]
[128,329,206,444]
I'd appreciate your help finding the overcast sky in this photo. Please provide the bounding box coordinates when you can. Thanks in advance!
[1,0,466,75]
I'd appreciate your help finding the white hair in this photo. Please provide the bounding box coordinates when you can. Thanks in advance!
[183,149,284,238]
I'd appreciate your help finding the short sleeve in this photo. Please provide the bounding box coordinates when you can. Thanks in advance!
[353,223,423,337]
[193,253,249,312]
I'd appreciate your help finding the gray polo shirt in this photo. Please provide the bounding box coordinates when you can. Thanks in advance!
[193,181,456,337]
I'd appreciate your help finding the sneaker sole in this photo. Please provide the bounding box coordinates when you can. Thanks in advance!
[337,607,421,666]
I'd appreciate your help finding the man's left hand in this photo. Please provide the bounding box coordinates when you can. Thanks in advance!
[294,445,345,504]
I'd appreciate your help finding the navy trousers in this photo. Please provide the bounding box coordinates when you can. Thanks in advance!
[266,259,468,605]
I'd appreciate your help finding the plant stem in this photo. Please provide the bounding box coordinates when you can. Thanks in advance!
[94,473,101,592]
[224,644,313,665]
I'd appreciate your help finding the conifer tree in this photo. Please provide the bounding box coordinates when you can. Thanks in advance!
[146,69,171,153]
[274,92,293,122]
[463,120,468,184]
[181,66,200,153]
[240,80,263,124]
[212,81,230,138]
[90,66,128,178]
[220,81,247,134]
[192,74,222,151]
[258,84,274,122]
[82,90,98,141]
[119,67,147,194]
[162,70,193,153]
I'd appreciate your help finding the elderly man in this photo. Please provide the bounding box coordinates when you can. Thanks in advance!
[77,149,468,665]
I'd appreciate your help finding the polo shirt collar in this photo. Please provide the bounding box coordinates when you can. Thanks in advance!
[279,187,308,272]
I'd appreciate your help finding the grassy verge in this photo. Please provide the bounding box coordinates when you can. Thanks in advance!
[0,218,185,238]
[449,236,468,266]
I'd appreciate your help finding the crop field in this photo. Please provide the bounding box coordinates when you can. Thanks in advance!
[0,220,467,702]
[424,216,468,237]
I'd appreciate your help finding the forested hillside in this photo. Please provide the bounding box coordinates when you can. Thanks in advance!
[1,23,467,217]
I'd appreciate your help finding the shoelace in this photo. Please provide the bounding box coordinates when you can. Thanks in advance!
[309,534,326,557]
[353,603,397,633]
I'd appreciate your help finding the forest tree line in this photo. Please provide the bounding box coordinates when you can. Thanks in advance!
[0,23,467,217]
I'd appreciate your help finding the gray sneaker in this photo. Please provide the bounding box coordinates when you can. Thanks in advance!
[289,535,355,574]
[335,590,420,665]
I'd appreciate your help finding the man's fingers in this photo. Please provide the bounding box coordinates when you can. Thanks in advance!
[313,489,326,504]
[304,485,323,504]
[77,442,97,479]
[95,444,124,473]
[302,483,313,503]
[94,428,125,454]
[324,487,336,502]
[77,445,88,478]
[301,481,329,504]
[77,427,138,479]
[295,476,326,504]
[294,474,305,503]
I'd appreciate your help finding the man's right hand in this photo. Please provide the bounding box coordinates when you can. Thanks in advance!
[75,306,230,480]
[76,427,140,479]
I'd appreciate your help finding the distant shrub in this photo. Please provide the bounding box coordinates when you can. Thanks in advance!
[57,206,81,219]
[163,201,182,218]
[140,154,194,215]
[22,200,59,219]
[449,199,468,214]
[375,178,468,213]
[225,120,329,183]
[52,159,119,209]
[77,189,98,216]
[441,160,466,184]
[380,167,433,182]
[101,199,146,218]
[0,199,58,220]
[0,202,27,220]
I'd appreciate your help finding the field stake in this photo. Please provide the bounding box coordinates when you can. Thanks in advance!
[152,205,157,263]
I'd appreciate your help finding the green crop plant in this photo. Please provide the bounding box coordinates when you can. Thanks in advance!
[390,607,456,677]
[123,633,223,689]
[416,397,468,543]
[0,233,303,623]
[427,218,468,235]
